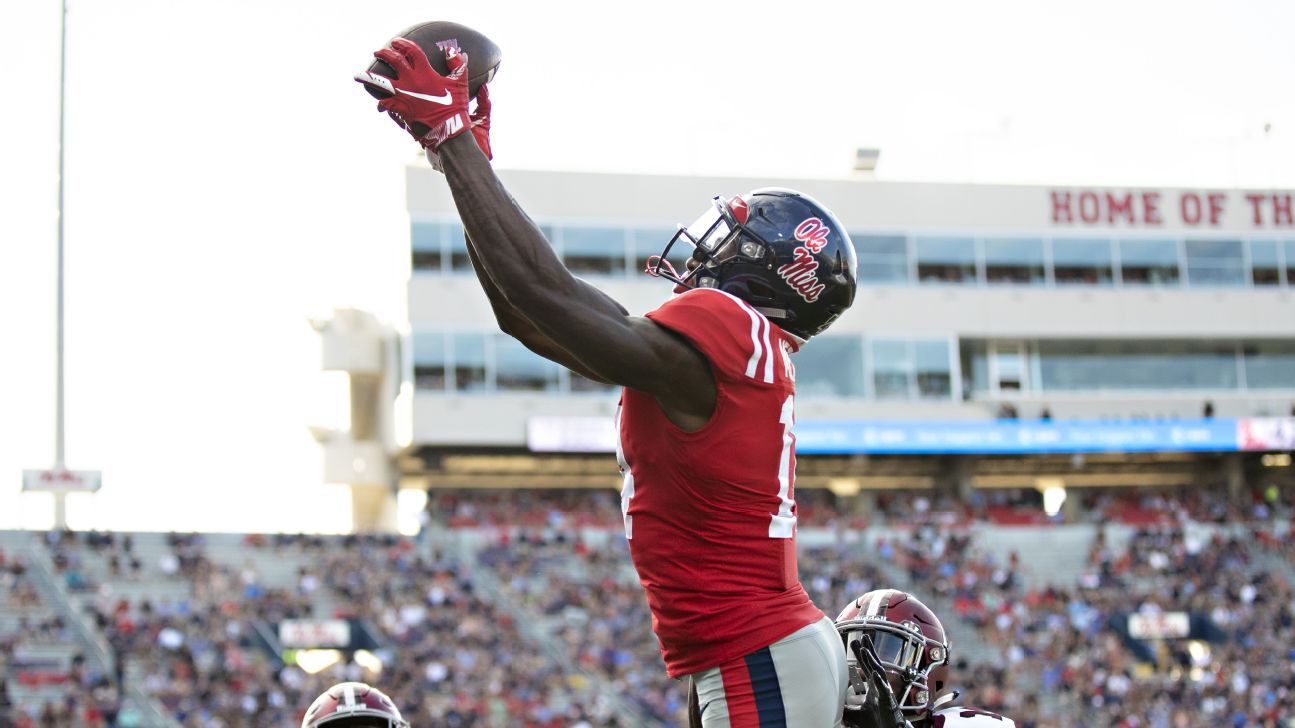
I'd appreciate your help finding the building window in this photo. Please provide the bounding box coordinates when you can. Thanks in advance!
[1037,340,1239,391]
[1185,239,1246,286]
[446,223,473,272]
[960,340,989,398]
[630,227,682,279]
[412,332,447,391]
[1286,241,1295,286]
[983,238,1046,284]
[914,340,953,398]
[1118,239,1180,285]
[915,237,976,284]
[1052,238,1114,285]
[1243,341,1295,389]
[411,222,450,272]
[853,234,910,283]
[493,335,559,392]
[870,339,912,398]
[412,249,442,271]
[795,336,864,397]
[562,227,625,277]
[452,333,488,392]
[569,371,616,394]
[1251,240,1283,286]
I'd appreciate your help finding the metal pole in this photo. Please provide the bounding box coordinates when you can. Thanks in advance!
[54,0,69,528]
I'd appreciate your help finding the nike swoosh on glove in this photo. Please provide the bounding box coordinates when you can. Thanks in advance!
[354,38,471,152]
[425,82,493,173]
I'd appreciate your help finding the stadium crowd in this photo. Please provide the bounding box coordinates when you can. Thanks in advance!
[887,510,1295,725]
[479,531,686,724]
[36,530,622,727]
[0,543,122,727]
[2,481,1292,726]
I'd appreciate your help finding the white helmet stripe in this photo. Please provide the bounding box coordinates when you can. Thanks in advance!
[866,589,888,617]
[342,683,357,710]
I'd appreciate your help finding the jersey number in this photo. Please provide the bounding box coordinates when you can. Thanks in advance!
[618,396,798,540]
[616,406,634,539]
[769,394,797,538]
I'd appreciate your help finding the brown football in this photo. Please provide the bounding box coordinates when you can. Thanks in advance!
[363,20,501,102]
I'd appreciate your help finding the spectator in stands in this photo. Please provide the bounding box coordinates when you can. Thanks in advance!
[22,484,1295,727]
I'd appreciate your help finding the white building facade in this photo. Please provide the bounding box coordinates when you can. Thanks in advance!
[405,168,1295,450]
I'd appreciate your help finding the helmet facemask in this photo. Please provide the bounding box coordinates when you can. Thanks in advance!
[648,188,858,340]
[839,618,949,719]
[647,195,768,292]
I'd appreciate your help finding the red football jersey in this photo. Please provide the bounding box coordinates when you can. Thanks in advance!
[617,287,825,677]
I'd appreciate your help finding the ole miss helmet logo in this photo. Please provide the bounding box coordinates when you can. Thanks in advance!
[776,218,832,302]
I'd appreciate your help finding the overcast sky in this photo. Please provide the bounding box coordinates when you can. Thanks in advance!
[1,0,1293,532]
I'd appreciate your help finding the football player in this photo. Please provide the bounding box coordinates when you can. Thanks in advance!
[357,41,857,727]
[301,682,409,728]
[835,590,1016,728]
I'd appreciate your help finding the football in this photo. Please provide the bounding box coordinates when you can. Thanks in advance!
[363,20,501,102]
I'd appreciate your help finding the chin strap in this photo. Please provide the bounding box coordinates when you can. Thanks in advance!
[752,305,789,319]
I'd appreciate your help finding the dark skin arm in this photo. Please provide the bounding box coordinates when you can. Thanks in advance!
[463,237,611,385]
[439,133,714,430]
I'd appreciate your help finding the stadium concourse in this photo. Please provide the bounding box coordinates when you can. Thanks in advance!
[2,484,1294,727]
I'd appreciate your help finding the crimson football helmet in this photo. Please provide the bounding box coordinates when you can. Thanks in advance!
[835,589,950,722]
[301,682,409,728]
[648,188,857,340]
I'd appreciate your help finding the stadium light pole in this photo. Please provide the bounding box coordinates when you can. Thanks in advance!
[53,0,69,527]
[23,0,102,522]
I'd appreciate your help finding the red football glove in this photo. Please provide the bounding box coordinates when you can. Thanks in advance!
[425,82,492,172]
[468,83,492,160]
[354,38,470,153]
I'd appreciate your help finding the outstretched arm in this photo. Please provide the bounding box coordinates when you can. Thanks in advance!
[463,236,611,385]
[416,90,610,384]
[358,39,714,428]
[441,134,713,427]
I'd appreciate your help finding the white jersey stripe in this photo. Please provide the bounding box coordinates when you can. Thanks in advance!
[760,316,775,384]
[742,301,763,379]
[690,288,777,383]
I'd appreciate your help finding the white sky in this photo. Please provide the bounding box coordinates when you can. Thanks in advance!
[2,0,1293,532]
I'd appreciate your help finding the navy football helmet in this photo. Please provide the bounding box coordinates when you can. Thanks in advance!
[648,188,857,340]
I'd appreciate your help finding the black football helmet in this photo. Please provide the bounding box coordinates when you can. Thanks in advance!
[647,188,857,340]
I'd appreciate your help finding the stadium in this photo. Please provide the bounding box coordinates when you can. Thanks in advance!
[6,166,1294,726]
[5,3,1295,728]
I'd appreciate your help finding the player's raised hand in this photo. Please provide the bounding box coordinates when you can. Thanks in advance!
[425,82,493,172]
[469,83,493,160]
[354,38,471,152]
[844,636,912,728]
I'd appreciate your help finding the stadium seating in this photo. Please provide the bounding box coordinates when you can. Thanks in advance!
[3,484,1293,726]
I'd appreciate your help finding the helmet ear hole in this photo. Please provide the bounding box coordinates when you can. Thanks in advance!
[747,281,777,300]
